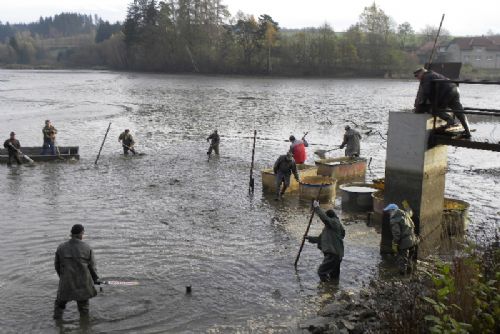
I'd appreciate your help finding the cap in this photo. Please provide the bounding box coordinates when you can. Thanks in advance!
[10,131,15,136]
[413,67,427,77]
[125,129,130,132]
[326,209,337,218]
[289,135,296,142]
[345,125,351,130]
[45,119,50,123]
[71,224,84,235]
[383,203,399,211]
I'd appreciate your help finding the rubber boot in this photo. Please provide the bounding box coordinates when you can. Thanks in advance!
[455,112,471,138]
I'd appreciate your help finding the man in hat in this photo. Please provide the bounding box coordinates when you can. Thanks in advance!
[340,125,362,157]
[384,203,418,275]
[3,132,22,166]
[54,224,100,320]
[413,67,472,138]
[42,120,58,155]
[289,134,309,164]
[306,200,345,282]
[118,129,136,155]
[206,130,220,157]
[273,152,300,200]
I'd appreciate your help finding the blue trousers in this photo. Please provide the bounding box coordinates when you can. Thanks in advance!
[42,138,56,155]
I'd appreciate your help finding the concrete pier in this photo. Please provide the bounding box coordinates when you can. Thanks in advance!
[382,111,448,257]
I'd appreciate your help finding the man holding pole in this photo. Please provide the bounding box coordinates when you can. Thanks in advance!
[54,224,100,320]
[305,201,345,282]
[118,129,136,155]
[3,132,22,166]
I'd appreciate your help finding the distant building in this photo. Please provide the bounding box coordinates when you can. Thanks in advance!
[439,36,500,69]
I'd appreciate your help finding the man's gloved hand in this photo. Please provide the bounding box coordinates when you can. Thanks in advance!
[392,242,398,254]
[313,200,320,208]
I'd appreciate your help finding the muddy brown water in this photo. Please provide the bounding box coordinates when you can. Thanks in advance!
[0,70,499,333]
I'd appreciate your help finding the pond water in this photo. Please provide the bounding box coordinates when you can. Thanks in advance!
[0,70,498,333]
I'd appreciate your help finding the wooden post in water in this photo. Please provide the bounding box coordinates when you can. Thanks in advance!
[294,184,324,267]
[95,122,111,165]
[249,130,257,193]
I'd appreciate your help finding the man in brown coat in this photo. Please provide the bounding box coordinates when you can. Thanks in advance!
[54,224,99,319]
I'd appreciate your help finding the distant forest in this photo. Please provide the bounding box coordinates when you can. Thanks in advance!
[0,1,451,76]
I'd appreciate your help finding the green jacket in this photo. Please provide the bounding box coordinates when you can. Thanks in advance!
[390,209,417,250]
[43,125,57,140]
[54,237,99,301]
[273,155,299,179]
[119,132,135,146]
[340,129,361,156]
[308,207,345,258]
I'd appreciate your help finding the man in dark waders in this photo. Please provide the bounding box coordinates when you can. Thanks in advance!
[413,67,472,138]
[340,125,361,157]
[118,129,136,155]
[384,203,418,275]
[54,224,100,320]
[306,200,345,282]
[207,130,220,157]
[3,132,22,166]
[273,152,299,200]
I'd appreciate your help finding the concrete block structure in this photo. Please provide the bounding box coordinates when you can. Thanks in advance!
[382,111,448,257]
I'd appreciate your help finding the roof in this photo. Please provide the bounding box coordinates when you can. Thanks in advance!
[447,36,500,51]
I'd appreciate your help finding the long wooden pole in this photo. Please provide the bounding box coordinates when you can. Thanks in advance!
[95,122,111,165]
[294,184,324,267]
[426,14,445,69]
[249,130,257,193]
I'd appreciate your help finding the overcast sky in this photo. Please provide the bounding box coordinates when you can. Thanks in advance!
[1,0,498,36]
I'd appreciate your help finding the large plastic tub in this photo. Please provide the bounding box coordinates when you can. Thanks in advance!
[261,164,318,194]
[315,157,367,180]
[299,176,337,202]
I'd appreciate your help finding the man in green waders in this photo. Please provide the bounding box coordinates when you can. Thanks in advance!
[54,224,100,320]
[306,200,345,282]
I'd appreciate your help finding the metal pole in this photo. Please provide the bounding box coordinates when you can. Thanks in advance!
[249,130,257,193]
[426,14,445,69]
[95,122,111,165]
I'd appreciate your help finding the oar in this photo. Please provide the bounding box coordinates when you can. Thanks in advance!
[249,130,257,193]
[55,144,65,161]
[96,280,139,286]
[294,184,324,267]
[95,122,111,165]
[9,143,34,164]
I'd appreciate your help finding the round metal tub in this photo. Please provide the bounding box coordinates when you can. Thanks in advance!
[299,176,337,202]
[315,157,367,180]
[340,183,378,212]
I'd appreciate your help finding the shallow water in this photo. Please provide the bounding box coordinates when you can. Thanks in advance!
[0,70,499,333]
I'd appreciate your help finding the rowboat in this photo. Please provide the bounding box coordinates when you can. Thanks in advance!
[315,157,367,180]
[0,146,79,163]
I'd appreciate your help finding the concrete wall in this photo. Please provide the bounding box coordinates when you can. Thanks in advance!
[382,111,448,257]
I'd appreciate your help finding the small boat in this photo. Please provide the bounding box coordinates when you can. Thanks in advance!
[0,146,79,163]
[315,157,367,180]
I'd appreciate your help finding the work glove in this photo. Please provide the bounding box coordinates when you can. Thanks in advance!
[392,242,399,254]
[313,200,320,208]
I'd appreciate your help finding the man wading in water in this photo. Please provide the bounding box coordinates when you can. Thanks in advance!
[206,130,220,157]
[118,129,136,155]
[340,125,361,157]
[3,131,22,166]
[273,152,300,200]
[54,224,100,320]
[306,201,345,282]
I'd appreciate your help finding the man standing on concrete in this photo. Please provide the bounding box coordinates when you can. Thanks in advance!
[384,203,418,275]
[118,129,136,155]
[54,224,100,320]
[289,134,309,164]
[306,200,345,282]
[3,132,22,166]
[273,152,299,200]
[206,130,220,157]
[340,125,361,157]
[413,67,471,138]
[42,120,57,155]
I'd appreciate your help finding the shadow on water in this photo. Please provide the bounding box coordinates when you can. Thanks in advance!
[0,70,498,333]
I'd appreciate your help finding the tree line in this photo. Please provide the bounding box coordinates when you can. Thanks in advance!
[0,1,450,76]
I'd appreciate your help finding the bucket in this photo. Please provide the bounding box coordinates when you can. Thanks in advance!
[261,164,318,194]
[315,157,367,180]
[299,176,337,202]
[339,183,378,212]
